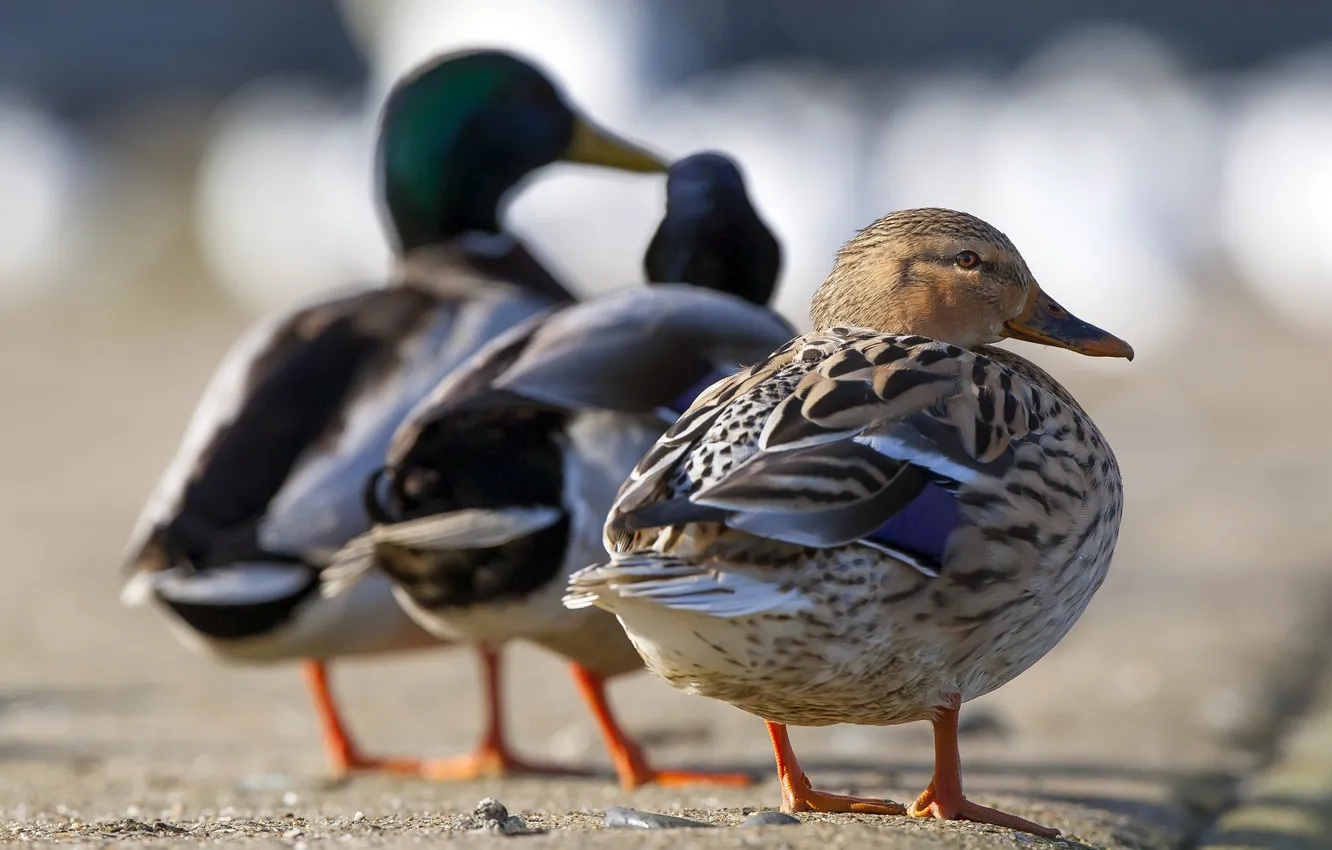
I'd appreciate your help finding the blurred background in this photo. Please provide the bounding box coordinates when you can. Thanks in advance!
[2,0,1332,838]
[6,0,1332,335]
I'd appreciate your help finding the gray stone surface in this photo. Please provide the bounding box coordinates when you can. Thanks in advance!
[1199,661,1332,850]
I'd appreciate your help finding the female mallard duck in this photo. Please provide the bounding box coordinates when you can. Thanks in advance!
[121,49,664,780]
[567,208,1133,835]
[326,153,790,787]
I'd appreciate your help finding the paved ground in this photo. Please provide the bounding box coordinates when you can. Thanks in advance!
[1199,642,1332,850]
[1,296,1330,848]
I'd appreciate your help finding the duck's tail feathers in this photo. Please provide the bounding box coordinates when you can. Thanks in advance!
[319,534,378,599]
[321,507,563,599]
[564,554,808,618]
[127,562,316,608]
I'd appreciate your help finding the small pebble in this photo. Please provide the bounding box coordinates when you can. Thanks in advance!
[351,812,365,823]
[458,798,542,836]
[740,811,801,827]
[603,807,713,829]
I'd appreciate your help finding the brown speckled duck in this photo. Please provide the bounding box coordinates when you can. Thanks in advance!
[567,208,1133,836]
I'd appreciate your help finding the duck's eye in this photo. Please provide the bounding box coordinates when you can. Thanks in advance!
[954,250,981,269]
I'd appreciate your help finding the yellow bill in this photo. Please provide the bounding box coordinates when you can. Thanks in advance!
[565,117,667,173]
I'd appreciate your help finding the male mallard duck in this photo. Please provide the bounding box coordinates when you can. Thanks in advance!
[567,208,1133,835]
[121,49,664,780]
[326,153,790,787]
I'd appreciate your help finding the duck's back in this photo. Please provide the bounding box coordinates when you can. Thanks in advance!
[124,242,569,623]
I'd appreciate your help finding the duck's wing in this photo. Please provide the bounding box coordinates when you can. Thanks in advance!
[327,286,794,604]
[575,331,1114,614]
[124,285,409,574]
[256,289,552,559]
[126,265,559,591]
[383,284,796,464]
[376,306,563,468]
[484,285,796,415]
[255,236,575,561]
[322,305,573,602]
[321,507,565,599]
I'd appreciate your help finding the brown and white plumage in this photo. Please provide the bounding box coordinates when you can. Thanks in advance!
[567,208,1133,834]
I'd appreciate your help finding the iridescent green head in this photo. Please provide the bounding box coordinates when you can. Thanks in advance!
[378,49,665,251]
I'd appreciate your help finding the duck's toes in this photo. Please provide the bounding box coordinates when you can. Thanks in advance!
[781,785,906,816]
[909,789,1059,838]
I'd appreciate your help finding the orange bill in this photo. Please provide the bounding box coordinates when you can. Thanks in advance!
[1002,282,1134,360]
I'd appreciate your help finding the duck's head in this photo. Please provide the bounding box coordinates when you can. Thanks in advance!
[810,208,1133,359]
[379,49,666,251]
[643,152,781,307]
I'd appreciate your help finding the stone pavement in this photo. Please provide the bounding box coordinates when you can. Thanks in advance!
[1200,642,1332,850]
[1,300,1330,848]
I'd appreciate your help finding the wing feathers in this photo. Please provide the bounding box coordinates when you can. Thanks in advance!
[566,557,810,617]
[607,333,1050,566]
[495,286,794,414]
[322,507,562,598]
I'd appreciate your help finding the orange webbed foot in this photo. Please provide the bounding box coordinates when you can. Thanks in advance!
[908,698,1060,838]
[767,721,904,815]
[909,784,1058,838]
[783,782,906,815]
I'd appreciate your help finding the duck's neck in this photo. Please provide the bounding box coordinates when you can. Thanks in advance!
[396,230,575,304]
[386,188,505,254]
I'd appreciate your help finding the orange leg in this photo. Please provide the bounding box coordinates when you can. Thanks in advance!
[908,696,1058,837]
[569,663,752,790]
[303,658,387,775]
[767,721,905,814]
[303,649,589,780]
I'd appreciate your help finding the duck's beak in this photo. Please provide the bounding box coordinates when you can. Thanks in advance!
[564,117,667,173]
[1002,282,1135,360]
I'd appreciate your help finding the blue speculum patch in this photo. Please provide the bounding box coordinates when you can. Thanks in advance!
[865,482,962,565]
